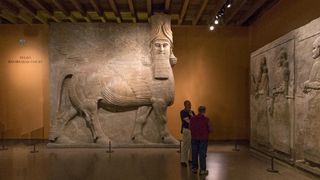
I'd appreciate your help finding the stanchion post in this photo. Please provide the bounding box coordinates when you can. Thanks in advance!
[267,156,279,173]
[106,141,114,153]
[0,132,8,151]
[232,140,240,151]
[30,140,39,153]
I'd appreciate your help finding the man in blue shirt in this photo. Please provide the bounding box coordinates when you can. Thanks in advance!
[180,100,195,166]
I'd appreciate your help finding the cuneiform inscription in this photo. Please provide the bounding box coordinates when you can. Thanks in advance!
[8,56,42,64]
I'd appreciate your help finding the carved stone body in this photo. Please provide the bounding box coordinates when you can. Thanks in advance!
[250,39,294,161]
[48,14,178,146]
[303,37,320,164]
[269,49,291,154]
[253,57,270,147]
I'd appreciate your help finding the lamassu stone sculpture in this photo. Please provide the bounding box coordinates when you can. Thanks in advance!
[48,14,178,146]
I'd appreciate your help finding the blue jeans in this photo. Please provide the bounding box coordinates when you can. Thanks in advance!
[191,139,208,171]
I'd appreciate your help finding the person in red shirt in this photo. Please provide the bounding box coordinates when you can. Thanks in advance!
[189,106,212,176]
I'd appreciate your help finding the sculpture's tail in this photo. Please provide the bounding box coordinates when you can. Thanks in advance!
[57,74,73,113]
[49,74,74,141]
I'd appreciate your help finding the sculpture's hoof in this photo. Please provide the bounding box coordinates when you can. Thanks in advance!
[49,136,58,143]
[162,135,179,145]
[95,136,111,145]
[55,135,76,144]
[132,135,152,144]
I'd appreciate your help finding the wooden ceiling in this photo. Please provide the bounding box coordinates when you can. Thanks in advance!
[0,0,279,26]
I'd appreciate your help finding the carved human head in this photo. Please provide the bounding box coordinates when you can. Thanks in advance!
[260,56,267,66]
[151,39,171,57]
[312,37,320,59]
[278,48,287,67]
[150,15,177,65]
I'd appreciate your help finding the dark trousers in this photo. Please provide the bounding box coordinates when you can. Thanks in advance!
[191,139,208,170]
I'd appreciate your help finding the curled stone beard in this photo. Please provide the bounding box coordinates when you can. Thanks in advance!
[152,53,171,79]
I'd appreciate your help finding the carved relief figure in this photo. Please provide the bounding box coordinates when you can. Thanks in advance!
[269,48,291,154]
[253,57,270,146]
[303,37,320,164]
[49,15,178,145]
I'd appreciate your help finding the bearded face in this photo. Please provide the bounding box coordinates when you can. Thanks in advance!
[151,39,171,58]
[151,39,171,79]
[312,41,320,59]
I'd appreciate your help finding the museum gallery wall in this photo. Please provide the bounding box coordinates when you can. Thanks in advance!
[250,16,320,174]
[0,20,250,141]
[0,25,49,139]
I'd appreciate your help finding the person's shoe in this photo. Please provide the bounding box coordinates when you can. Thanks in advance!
[199,170,209,176]
[180,162,187,167]
[191,168,198,174]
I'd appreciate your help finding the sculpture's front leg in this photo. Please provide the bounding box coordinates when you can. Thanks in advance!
[82,100,111,144]
[131,106,153,144]
[152,98,178,145]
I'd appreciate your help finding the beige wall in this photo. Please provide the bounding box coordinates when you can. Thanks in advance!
[168,27,250,140]
[0,25,49,139]
[0,25,250,140]
[3,0,320,140]
[249,0,320,52]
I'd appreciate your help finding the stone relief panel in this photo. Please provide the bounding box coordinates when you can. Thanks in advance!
[251,17,320,175]
[48,14,178,147]
[250,56,271,148]
[295,18,320,168]
[268,45,294,155]
[250,37,295,158]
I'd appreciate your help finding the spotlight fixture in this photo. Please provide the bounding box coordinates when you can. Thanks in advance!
[214,19,219,25]
[226,0,232,8]
[209,25,215,31]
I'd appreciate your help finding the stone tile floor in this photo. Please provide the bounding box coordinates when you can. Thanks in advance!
[0,143,317,180]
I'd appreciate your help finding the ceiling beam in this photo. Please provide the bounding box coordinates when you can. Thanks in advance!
[147,0,152,22]
[0,1,32,24]
[89,0,106,22]
[70,0,84,14]
[11,0,47,24]
[0,1,18,14]
[237,0,268,25]
[31,0,60,22]
[69,0,91,22]
[192,0,208,26]
[108,0,121,23]
[128,0,136,23]
[225,0,247,25]
[178,0,190,25]
[0,10,17,24]
[17,10,32,24]
[164,0,171,13]
[51,0,76,22]
[52,0,67,14]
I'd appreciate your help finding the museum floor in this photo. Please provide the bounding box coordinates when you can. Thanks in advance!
[0,143,316,180]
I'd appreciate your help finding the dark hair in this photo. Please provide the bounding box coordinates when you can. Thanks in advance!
[184,100,191,106]
[198,106,206,113]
